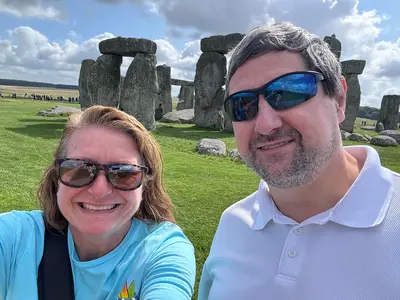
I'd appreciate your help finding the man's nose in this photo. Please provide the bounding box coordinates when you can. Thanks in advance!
[253,95,283,135]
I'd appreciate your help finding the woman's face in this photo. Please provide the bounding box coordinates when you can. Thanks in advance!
[57,125,145,238]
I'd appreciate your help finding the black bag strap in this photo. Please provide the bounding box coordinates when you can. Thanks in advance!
[37,224,75,300]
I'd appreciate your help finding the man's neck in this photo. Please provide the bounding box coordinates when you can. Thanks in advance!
[269,147,364,223]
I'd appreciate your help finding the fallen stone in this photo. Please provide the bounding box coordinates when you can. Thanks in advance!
[37,106,81,117]
[370,135,398,147]
[160,109,195,124]
[229,149,242,161]
[364,135,372,141]
[341,130,351,140]
[360,126,376,131]
[99,36,156,57]
[201,33,245,54]
[380,130,400,144]
[341,60,366,75]
[196,138,226,157]
[348,133,368,142]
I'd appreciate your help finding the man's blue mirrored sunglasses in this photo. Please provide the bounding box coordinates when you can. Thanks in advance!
[224,71,325,122]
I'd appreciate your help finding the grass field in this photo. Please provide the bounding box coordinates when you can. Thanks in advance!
[0,97,399,298]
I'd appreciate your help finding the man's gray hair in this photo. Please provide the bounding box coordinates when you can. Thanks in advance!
[225,22,343,98]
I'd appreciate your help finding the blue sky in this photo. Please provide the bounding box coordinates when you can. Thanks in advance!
[0,0,399,107]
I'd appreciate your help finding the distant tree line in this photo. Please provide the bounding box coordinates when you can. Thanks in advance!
[0,78,78,90]
[358,106,380,120]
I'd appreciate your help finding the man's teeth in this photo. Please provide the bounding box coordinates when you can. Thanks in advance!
[261,140,291,149]
[80,203,118,211]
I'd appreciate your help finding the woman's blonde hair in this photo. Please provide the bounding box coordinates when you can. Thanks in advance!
[37,105,175,229]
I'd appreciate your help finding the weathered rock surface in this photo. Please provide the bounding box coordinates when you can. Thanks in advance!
[196,138,226,157]
[160,109,194,124]
[120,53,158,131]
[378,95,400,130]
[37,106,81,117]
[341,73,362,133]
[341,60,366,75]
[194,52,226,130]
[376,122,385,132]
[156,65,172,114]
[360,126,376,131]
[380,130,400,144]
[341,130,351,140]
[370,135,398,147]
[229,149,242,161]
[348,133,368,142]
[78,59,95,109]
[87,54,122,108]
[178,86,195,109]
[99,37,156,57]
[201,33,245,54]
[176,100,185,111]
[324,34,341,60]
[171,78,193,87]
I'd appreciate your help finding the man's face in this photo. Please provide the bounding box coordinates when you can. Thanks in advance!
[228,51,345,188]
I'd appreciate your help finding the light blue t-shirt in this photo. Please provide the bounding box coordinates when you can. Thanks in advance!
[0,210,196,300]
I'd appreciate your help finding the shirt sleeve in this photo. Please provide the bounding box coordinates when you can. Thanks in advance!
[0,211,21,299]
[197,261,213,300]
[140,234,196,300]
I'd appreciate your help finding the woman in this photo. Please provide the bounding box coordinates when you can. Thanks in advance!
[0,105,196,299]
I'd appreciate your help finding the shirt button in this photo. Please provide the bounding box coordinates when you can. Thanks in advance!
[288,249,297,258]
[294,228,303,235]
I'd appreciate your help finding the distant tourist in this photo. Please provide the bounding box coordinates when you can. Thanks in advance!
[198,22,400,300]
[0,106,195,299]
[155,103,163,121]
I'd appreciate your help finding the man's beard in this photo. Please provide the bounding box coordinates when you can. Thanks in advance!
[242,127,339,189]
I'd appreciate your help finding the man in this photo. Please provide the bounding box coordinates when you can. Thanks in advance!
[198,22,400,300]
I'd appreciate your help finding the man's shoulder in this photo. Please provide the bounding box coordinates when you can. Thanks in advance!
[218,188,260,229]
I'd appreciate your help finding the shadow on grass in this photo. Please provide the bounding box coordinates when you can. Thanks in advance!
[18,118,67,123]
[154,123,234,141]
[6,122,65,139]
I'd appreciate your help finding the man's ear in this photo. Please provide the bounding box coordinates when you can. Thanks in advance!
[336,76,347,123]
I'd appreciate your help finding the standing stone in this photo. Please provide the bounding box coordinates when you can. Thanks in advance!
[87,54,122,108]
[340,60,366,133]
[324,34,341,60]
[120,53,158,131]
[156,65,172,114]
[377,95,400,130]
[78,59,95,109]
[201,33,245,54]
[178,86,195,109]
[99,37,157,57]
[194,52,226,130]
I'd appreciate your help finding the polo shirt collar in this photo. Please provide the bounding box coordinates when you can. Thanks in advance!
[251,145,394,230]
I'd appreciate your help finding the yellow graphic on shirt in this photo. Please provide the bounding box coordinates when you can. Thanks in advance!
[117,281,136,300]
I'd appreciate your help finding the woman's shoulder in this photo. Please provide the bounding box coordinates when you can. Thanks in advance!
[0,210,45,240]
[134,219,194,250]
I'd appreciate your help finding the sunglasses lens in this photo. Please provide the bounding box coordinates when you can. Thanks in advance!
[225,92,258,121]
[107,165,144,190]
[265,73,318,109]
[59,160,95,187]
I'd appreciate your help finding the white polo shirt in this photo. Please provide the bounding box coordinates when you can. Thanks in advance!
[198,146,400,300]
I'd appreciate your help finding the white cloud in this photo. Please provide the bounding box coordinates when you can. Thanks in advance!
[0,0,65,20]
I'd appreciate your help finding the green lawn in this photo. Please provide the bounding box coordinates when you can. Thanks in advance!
[0,98,399,298]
